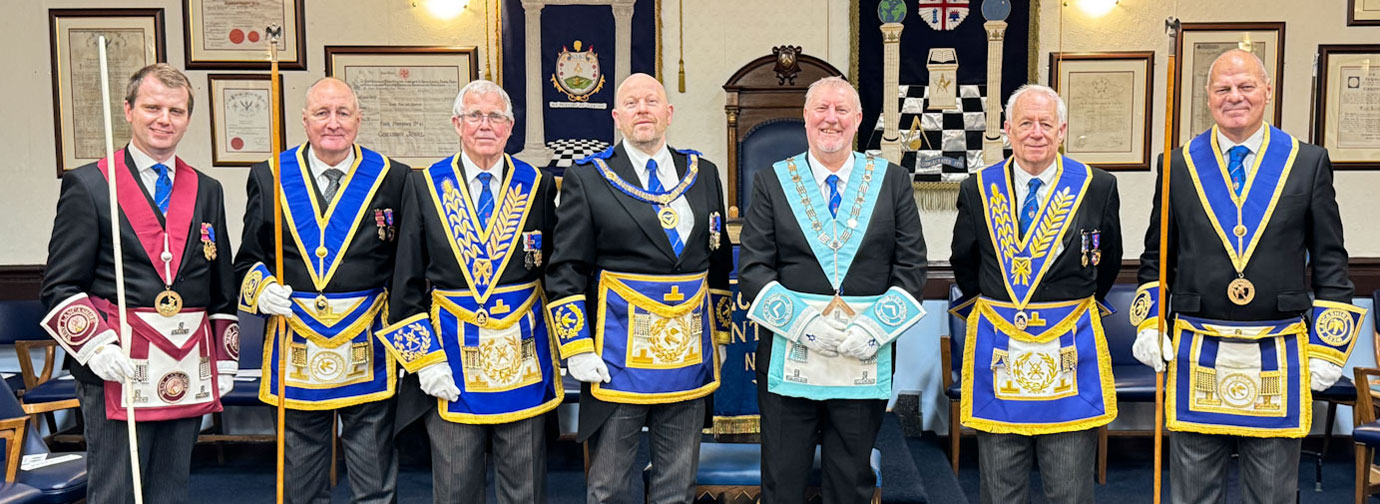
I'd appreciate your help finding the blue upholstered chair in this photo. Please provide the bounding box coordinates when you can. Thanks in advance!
[0,301,49,395]
[734,118,806,214]
[0,373,85,503]
[648,443,881,503]
[1350,366,1380,503]
[0,301,79,442]
[941,285,967,474]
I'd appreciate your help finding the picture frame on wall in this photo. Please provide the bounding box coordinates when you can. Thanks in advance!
[183,0,305,70]
[49,8,166,176]
[1313,45,1380,170]
[1048,51,1154,171]
[1172,22,1285,148]
[325,46,479,167]
[208,74,285,167]
[1349,0,1380,26]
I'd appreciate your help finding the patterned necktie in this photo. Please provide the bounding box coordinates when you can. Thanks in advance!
[645,159,684,256]
[476,172,495,231]
[1227,145,1250,197]
[825,174,842,218]
[1019,178,1043,239]
[322,168,344,201]
[152,163,172,214]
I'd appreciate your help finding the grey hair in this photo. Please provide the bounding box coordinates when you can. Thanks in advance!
[1005,84,1067,125]
[803,76,862,113]
[452,79,514,120]
[1206,49,1271,84]
[303,77,361,112]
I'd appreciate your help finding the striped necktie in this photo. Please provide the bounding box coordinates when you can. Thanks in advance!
[153,163,172,214]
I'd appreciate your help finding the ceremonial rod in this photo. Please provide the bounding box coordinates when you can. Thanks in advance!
[1153,17,1181,504]
[266,24,287,504]
[97,35,146,504]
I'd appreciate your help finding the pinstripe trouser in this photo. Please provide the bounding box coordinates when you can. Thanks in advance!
[424,407,547,503]
[79,381,200,504]
[585,399,705,504]
[976,428,1097,504]
[284,397,398,504]
[1170,431,1300,504]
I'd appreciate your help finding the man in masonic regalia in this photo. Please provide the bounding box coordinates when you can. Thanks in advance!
[950,84,1123,504]
[1132,49,1366,503]
[234,77,410,503]
[41,63,239,503]
[739,76,928,504]
[378,80,562,503]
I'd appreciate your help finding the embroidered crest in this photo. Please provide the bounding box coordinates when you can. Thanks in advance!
[918,0,970,31]
[760,293,794,327]
[390,322,433,364]
[158,371,190,403]
[1128,290,1153,326]
[551,304,586,342]
[551,40,606,102]
[57,304,100,346]
[1316,308,1356,346]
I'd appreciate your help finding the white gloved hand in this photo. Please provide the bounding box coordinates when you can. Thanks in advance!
[88,344,135,382]
[258,281,294,318]
[1309,358,1343,392]
[716,344,728,366]
[837,325,880,360]
[217,373,235,397]
[1132,328,1174,373]
[417,362,460,402]
[567,352,611,383]
[798,314,846,357]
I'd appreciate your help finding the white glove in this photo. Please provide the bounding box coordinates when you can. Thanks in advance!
[797,313,846,357]
[1309,358,1343,392]
[417,362,460,402]
[258,281,294,318]
[1132,328,1174,373]
[567,352,610,383]
[837,325,880,360]
[717,344,728,365]
[217,373,235,397]
[88,344,135,382]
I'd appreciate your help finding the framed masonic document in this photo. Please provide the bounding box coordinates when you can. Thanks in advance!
[208,74,285,167]
[183,0,306,70]
[1313,45,1380,170]
[1049,51,1154,171]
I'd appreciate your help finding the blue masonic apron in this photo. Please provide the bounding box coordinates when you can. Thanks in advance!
[420,154,562,423]
[960,156,1118,434]
[1166,125,1312,437]
[261,145,396,410]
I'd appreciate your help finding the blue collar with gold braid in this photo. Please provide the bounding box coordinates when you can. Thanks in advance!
[773,152,883,290]
[423,153,541,308]
[1183,124,1298,306]
[976,156,1091,328]
[279,144,392,293]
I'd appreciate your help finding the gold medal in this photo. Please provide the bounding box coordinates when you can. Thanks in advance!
[1233,225,1247,237]
[657,207,679,229]
[475,309,489,326]
[1228,277,1255,305]
[315,246,328,258]
[155,289,183,317]
[1014,310,1029,330]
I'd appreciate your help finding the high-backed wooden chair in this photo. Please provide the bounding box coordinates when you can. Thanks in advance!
[723,45,844,218]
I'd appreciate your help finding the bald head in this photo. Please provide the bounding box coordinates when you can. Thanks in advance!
[302,77,361,165]
[1205,48,1273,143]
[1208,49,1270,84]
[612,73,674,155]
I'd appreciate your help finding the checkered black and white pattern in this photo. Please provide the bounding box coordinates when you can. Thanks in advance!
[547,138,610,168]
[865,84,1011,183]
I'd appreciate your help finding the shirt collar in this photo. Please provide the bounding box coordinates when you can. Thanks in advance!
[1216,124,1266,157]
[807,150,855,190]
[127,143,175,180]
[622,141,672,176]
[460,151,504,185]
[307,144,356,176]
[1012,158,1058,190]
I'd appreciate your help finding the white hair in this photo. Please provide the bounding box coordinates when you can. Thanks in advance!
[803,76,862,112]
[452,79,514,120]
[1005,84,1067,125]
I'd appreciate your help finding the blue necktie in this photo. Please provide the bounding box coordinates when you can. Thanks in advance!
[153,163,172,214]
[1019,178,1042,239]
[825,174,842,218]
[1227,145,1250,197]
[476,172,495,231]
[645,159,684,256]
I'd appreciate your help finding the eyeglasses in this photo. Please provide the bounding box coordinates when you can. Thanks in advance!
[460,111,512,126]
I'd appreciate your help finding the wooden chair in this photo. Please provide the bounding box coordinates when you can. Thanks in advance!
[1350,367,1380,503]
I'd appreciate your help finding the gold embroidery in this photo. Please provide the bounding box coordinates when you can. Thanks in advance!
[1029,188,1075,259]
[1315,308,1355,346]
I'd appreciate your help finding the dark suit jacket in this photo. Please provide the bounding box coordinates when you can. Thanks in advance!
[389,155,558,432]
[233,145,410,295]
[1137,139,1353,320]
[738,155,927,380]
[951,163,1123,304]
[545,143,733,441]
[41,148,237,385]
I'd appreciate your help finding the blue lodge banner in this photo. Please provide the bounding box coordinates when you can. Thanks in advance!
[713,244,761,434]
[501,0,661,171]
[854,0,1034,183]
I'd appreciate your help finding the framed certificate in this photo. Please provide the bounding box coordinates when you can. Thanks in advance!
[208,74,284,167]
[325,46,479,167]
[183,0,305,70]
[1350,0,1380,26]
[1313,45,1380,170]
[1049,51,1154,171]
[1172,22,1285,148]
[49,8,166,176]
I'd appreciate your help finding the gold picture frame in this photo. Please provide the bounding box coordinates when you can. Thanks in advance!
[1049,51,1154,171]
[1312,45,1380,170]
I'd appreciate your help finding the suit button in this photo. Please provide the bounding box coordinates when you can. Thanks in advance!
[675,266,682,272]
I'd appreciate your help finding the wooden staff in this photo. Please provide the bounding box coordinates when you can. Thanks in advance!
[96,35,145,504]
[1154,16,1181,504]
[265,23,287,504]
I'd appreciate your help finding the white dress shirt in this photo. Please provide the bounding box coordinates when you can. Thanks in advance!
[306,146,356,199]
[806,151,855,220]
[127,143,175,199]
[1215,124,1266,177]
[1012,158,1064,260]
[460,151,504,205]
[623,142,695,241]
